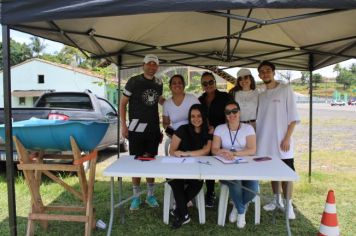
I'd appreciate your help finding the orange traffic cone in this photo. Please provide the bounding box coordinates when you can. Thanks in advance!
[318,190,339,236]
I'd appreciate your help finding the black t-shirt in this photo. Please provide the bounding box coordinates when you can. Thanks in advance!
[123,74,163,132]
[174,124,211,151]
[199,90,232,128]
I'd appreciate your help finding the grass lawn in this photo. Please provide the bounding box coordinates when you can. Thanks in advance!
[1,107,355,235]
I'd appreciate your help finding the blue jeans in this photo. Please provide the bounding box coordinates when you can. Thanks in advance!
[220,180,259,214]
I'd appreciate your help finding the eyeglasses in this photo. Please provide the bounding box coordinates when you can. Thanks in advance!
[224,108,239,115]
[202,79,215,87]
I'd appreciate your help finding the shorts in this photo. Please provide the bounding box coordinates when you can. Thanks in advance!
[282,158,295,171]
[128,131,160,156]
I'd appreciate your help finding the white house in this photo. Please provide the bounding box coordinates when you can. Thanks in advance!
[0,58,108,107]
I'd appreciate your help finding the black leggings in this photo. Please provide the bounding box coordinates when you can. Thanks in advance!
[169,179,203,217]
[205,179,215,195]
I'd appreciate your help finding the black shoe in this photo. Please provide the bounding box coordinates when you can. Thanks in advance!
[205,192,216,208]
[170,209,178,218]
[171,214,190,229]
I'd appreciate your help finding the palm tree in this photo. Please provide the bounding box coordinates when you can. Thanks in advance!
[30,36,46,57]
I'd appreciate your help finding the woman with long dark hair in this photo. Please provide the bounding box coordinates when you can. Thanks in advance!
[168,104,212,229]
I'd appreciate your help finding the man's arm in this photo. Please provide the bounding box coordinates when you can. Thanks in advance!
[120,96,129,139]
[159,96,165,106]
[280,121,297,152]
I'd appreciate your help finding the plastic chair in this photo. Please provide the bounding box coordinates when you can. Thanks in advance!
[217,183,260,226]
[164,137,171,156]
[163,182,206,224]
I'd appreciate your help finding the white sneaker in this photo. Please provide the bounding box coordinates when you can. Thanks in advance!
[263,198,284,211]
[229,206,238,223]
[236,213,246,229]
[287,200,296,220]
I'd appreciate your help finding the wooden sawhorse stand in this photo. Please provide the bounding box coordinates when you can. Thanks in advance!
[14,136,98,236]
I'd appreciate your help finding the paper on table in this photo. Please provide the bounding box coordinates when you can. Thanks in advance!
[214,155,248,164]
[161,157,196,164]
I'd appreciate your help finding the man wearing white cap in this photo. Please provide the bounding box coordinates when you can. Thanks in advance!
[120,54,164,210]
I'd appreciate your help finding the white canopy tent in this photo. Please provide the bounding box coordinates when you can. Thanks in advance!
[1,1,356,234]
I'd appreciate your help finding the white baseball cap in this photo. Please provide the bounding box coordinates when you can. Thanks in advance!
[143,54,159,65]
[236,68,252,78]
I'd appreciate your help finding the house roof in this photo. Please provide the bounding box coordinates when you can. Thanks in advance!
[8,58,114,81]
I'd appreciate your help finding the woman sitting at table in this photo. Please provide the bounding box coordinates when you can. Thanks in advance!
[211,100,258,229]
[169,103,212,229]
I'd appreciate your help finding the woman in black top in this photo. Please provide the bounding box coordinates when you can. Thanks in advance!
[198,71,232,207]
[169,104,212,229]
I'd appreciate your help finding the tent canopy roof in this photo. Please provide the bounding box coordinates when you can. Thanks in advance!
[1,1,355,71]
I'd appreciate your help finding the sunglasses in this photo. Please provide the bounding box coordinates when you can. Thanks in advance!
[224,108,239,115]
[202,79,215,87]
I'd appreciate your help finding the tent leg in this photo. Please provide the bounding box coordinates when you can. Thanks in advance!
[2,24,18,236]
[308,53,314,183]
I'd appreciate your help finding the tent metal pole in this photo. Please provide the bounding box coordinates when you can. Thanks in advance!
[313,41,356,68]
[308,53,314,183]
[2,24,18,236]
[116,54,125,224]
[47,21,90,58]
[226,10,231,62]
[117,54,122,157]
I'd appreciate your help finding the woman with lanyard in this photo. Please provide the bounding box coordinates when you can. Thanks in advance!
[169,104,212,229]
[211,100,258,229]
[199,71,232,208]
[229,68,258,129]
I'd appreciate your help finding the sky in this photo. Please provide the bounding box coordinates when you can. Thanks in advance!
[2,29,355,81]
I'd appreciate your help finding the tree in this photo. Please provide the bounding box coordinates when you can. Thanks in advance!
[300,71,309,85]
[277,70,292,84]
[0,39,32,70]
[334,63,356,89]
[29,36,46,57]
[312,73,323,87]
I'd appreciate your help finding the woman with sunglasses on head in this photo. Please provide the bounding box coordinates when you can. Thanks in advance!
[229,68,258,129]
[211,100,258,229]
[198,71,232,208]
[169,104,213,229]
[162,74,200,137]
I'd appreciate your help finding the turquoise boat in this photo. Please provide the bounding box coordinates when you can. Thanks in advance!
[0,118,109,151]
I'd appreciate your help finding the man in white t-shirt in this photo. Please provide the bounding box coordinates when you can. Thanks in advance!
[256,61,300,220]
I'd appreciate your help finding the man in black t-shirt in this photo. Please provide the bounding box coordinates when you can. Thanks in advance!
[120,54,164,210]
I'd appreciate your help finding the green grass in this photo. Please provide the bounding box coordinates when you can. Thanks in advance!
[291,82,356,97]
[1,156,355,235]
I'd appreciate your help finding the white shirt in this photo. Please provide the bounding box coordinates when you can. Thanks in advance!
[256,83,300,159]
[214,123,255,151]
[163,93,200,130]
[234,90,259,121]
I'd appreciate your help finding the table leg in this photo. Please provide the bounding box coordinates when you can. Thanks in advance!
[119,177,125,224]
[107,177,115,236]
[285,182,292,236]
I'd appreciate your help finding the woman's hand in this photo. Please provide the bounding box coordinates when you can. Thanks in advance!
[173,151,190,157]
[219,149,234,160]
[280,137,291,152]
